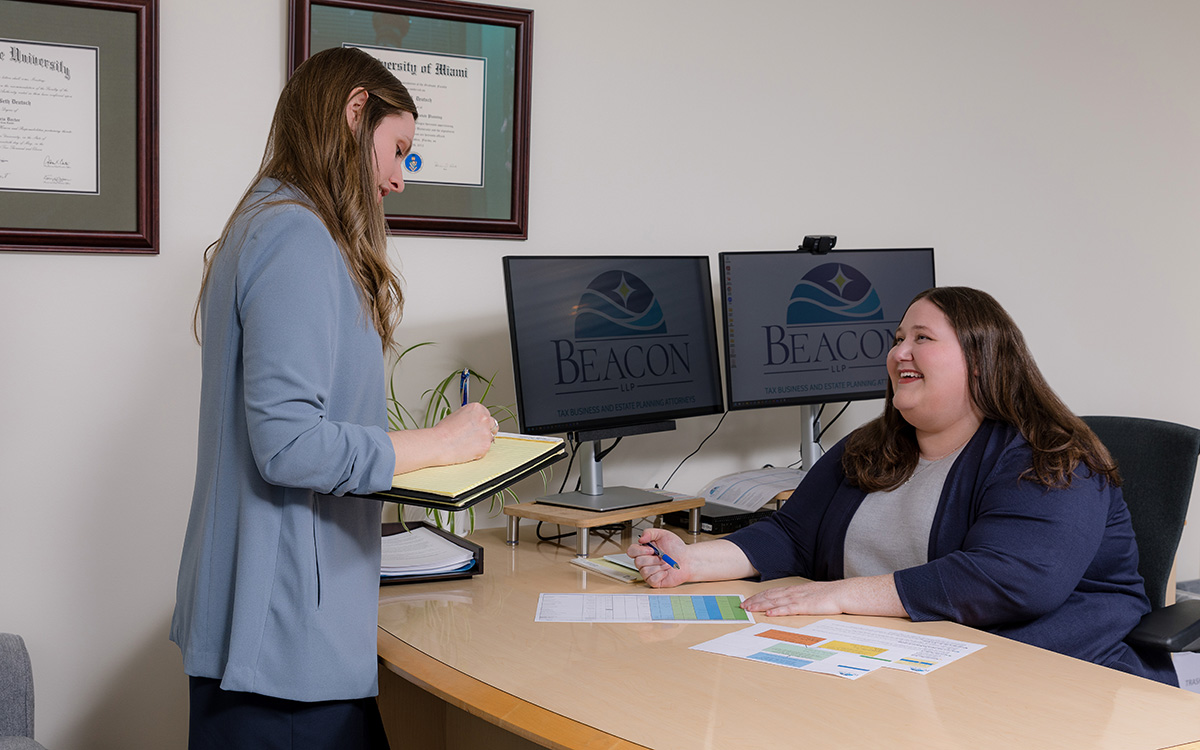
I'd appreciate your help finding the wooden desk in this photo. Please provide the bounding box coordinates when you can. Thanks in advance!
[377,528,1200,750]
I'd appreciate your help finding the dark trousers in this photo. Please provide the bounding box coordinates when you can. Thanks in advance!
[189,676,391,750]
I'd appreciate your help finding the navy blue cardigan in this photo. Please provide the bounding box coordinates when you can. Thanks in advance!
[726,420,1176,684]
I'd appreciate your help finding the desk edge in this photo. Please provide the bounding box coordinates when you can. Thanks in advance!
[377,627,649,750]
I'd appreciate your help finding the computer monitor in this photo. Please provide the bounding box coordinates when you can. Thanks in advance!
[503,255,725,511]
[720,248,935,463]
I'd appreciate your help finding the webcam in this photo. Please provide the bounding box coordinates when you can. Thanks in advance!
[799,235,837,254]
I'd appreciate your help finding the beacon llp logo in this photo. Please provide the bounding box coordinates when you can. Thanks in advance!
[552,270,693,396]
[764,263,894,373]
[574,270,666,338]
[788,263,883,324]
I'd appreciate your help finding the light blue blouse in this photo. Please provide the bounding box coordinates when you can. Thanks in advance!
[171,180,396,701]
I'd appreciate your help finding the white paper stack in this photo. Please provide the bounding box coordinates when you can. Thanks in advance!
[381,526,476,578]
[699,467,807,511]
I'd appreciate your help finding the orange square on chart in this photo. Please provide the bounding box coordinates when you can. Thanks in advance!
[755,629,824,646]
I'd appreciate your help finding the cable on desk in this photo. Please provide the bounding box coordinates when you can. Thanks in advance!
[535,521,627,544]
[536,521,576,542]
[557,435,580,493]
[660,412,727,490]
[817,402,851,442]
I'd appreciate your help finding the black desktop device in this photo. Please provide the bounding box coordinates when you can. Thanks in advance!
[664,504,776,535]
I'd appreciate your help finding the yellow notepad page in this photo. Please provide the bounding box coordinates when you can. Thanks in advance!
[391,433,563,497]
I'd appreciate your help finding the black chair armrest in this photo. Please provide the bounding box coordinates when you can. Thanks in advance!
[1127,599,1200,652]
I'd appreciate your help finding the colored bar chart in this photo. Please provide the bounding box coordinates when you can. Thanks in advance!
[651,595,750,621]
[535,593,753,623]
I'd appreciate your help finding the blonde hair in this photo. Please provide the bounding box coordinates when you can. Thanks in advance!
[195,46,417,349]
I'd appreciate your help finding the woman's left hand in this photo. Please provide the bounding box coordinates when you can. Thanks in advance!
[741,574,906,618]
[741,581,848,617]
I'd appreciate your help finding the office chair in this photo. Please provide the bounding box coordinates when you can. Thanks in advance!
[1082,416,1200,652]
[0,632,49,750]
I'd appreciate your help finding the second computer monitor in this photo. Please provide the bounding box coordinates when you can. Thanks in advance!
[720,248,935,410]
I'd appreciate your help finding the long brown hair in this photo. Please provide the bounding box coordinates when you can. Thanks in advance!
[194,46,416,350]
[842,287,1120,491]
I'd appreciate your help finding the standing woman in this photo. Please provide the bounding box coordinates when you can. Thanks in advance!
[171,47,497,748]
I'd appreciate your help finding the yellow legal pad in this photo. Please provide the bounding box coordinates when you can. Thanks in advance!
[367,433,566,510]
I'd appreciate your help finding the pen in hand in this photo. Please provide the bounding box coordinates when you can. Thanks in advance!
[643,539,680,570]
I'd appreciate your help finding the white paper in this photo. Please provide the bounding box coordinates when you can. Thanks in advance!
[602,553,639,571]
[381,527,474,576]
[691,621,922,680]
[700,467,807,511]
[349,43,486,187]
[0,39,99,194]
[795,618,986,674]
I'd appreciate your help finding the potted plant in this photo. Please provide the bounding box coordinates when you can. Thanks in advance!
[386,342,523,534]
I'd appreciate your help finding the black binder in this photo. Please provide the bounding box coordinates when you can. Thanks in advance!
[379,521,484,586]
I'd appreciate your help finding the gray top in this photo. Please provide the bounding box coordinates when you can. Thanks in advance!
[843,446,963,578]
[171,180,396,701]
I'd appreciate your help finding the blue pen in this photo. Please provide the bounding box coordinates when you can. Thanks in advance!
[459,368,470,406]
[644,540,680,570]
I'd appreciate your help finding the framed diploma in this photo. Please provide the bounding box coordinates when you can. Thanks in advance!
[0,0,158,255]
[290,0,533,240]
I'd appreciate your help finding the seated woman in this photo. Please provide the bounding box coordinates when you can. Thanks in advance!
[629,286,1175,685]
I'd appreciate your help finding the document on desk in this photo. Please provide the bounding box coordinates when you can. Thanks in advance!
[691,622,921,680]
[796,619,986,674]
[691,619,985,679]
[535,593,754,623]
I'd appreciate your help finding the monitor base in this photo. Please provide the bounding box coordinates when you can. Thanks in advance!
[535,486,666,513]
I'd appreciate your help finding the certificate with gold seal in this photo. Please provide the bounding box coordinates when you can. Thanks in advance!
[349,44,487,188]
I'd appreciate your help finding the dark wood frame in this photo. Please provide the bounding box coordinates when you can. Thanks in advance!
[289,0,532,240]
[0,0,158,255]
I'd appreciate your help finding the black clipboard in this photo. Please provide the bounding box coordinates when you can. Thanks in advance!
[368,445,565,510]
[379,521,484,586]
[361,438,566,512]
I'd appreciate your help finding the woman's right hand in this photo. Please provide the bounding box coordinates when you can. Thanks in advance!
[389,402,497,475]
[628,528,690,589]
[430,401,497,465]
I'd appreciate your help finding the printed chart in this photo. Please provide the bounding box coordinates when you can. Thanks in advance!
[691,619,984,680]
[535,593,753,623]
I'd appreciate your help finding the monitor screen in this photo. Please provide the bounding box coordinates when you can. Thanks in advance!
[503,255,725,436]
[721,248,935,410]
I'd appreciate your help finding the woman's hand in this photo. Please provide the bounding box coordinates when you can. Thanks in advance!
[628,529,691,589]
[430,402,497,465]
[741,574,905,618]
[741,581,848,616]
[389,402,498,475]
[627,534,759,589]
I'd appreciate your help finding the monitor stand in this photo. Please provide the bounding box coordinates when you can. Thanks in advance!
[799,404,821,471]
[535,429,671,512]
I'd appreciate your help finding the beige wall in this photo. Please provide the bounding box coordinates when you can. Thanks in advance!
[1,1,1197,746]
